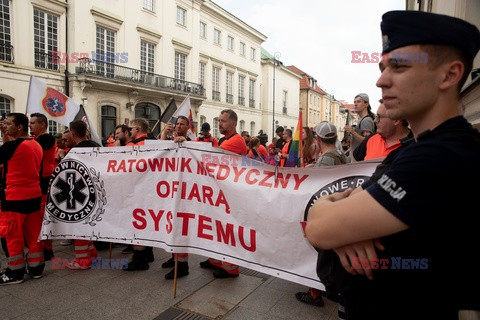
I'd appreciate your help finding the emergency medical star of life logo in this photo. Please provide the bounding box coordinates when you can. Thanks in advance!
[42,87,67,117]
[45,159,107,225]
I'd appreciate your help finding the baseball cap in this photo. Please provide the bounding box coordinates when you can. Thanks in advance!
[201,122,211,132]
[314,121,337,139]
[355,93,369,103]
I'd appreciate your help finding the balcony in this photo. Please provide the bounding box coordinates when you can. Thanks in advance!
[249,99,255,108]
[35,50,59,71]
[212,90,220,101]
[0,44,13,63]
[226,93,233,104]
[76,58,204,96]
[238,96,245,106]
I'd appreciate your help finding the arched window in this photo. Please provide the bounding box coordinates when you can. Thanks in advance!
[0,96,11,142]
[213,117,219,138]
[135,102,161,137]
[0,96,11,116]
[239,120,245,132]
[250,121,255,136]
[101,106,116,143]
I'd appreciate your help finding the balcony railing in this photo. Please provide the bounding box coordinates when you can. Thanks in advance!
[35,50,59,71]
[212,90,220,101]
[226,93,233,104]
[0,44,13,63]
[249,99,255,108]
[238,96,245,106]
[77,58,204,95]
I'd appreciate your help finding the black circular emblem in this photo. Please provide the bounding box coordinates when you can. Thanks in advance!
[303,175,370,221]
[46,159,97,223]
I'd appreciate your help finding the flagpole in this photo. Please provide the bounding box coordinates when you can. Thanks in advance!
[25,75,35,115]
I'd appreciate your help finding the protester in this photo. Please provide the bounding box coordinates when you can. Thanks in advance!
[344,93,376,158]
[124,118,155,271]
[200,109,246,278]
[0,113,44,284]
[64,120,101,270]
[113,124,132,146]
[29,113,56,261]
[196,122,218,146]
[306,10,480,319]
[160,115,191,279]
[302,126,317,165]
[353,100,411,161]
[278,129,292,167]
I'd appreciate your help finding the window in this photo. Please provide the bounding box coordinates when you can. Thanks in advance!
[48,120,58,135]
[214,28,221,45]
[226,71,233,104]
[250,121,255,137]
[175,51,186,80]
[283,90,288,114]
[0,0,12,62]
[143,0,154,11]
[213,117,219,138]
[0,96,11,141]
[250,47,256,61]
[239,120,245,132]
[239,42,245,56]
[249,79,255,108]
[176,6,186,26]
[34,8,59,71]
[238,75,245,106]
[135,103,160,137]
[199,62,206,87]
[200,21,206,38]
[227,36,234,51]
[95,25,116,77]
[199,115,206,129]
[212,66,220,101]
[101,106,117,142]
[140,40,155,74]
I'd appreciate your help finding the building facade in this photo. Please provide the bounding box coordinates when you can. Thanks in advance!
[0,0,268,143]
[406,0,480,129]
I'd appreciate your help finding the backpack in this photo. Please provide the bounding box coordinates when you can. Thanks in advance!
[321,149,347,165]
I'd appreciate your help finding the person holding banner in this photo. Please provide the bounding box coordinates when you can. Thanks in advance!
[124,118,156,271]
[306,10,480,319]
[0,113,44,285]
[200,109,246,278]
[159,115,191,279]
[29,113,56,261]
[64,120,101,270]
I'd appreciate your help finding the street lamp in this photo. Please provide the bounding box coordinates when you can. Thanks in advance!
[272,51,281,139]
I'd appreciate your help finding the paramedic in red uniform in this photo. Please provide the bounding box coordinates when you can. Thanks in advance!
[199,109,246,278]
[29,113,56,261]
[0,113,44,285]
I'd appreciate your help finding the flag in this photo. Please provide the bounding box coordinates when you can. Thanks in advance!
[26,76,80,127]
[172,94,191,118]
[159,98,177,124]
[187,108,196,140]
[74,105,102,146]
[285,111,303,168]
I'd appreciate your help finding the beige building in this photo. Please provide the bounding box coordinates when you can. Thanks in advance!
[261,50,301,138]
[0,0,267,142]
[406,0,480,130]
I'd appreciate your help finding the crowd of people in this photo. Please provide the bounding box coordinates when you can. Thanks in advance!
[0,9,479,319]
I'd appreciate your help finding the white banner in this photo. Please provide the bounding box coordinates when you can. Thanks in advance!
[40,141,380,289]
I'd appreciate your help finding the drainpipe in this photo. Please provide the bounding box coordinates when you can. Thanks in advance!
[64,0,69,96]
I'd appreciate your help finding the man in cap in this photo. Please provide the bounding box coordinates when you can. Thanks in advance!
[306,10,480,319]
[313,121,346,167]
[196,122,218,146]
